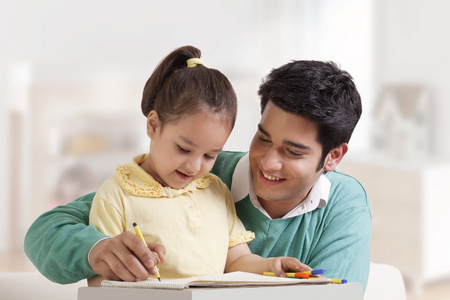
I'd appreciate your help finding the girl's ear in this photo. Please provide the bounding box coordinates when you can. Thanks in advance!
[147,110,161,139]
[323,143,348,172]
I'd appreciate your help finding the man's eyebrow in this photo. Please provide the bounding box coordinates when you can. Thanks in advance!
[285,140,310,150]
[258,124,310,151]
[257,124,270,137]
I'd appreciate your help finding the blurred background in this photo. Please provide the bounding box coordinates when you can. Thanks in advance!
[1,0,449,299]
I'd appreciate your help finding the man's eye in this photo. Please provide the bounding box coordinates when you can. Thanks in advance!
[259,135,270,143]
[287,149,303,157]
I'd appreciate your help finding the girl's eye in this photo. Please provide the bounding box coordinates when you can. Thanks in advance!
[204,154,216,160]
[178,145,190,153]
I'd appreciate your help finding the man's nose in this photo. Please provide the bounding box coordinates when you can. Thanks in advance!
[260,147,282,171]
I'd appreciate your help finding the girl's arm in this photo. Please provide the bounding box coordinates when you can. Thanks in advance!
[224,243,312,276]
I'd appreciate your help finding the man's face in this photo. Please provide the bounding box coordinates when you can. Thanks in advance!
[249,100,325,211]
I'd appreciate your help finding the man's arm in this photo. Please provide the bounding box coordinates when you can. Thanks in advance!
[24,192,105,283]
[308,173,372,291]
[24,192,165,284]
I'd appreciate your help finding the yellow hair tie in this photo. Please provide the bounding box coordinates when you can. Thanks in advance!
[187,58,204,68]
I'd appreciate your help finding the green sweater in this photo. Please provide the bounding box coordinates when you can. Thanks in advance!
[211,151,371,290]
[24,151,371,289]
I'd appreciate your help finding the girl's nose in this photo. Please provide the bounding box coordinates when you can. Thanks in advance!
[186,156,202,174]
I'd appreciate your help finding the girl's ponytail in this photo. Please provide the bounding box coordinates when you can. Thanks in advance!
[141,45,237,130]
[141,46,201,117]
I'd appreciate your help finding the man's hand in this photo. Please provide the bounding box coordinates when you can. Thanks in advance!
[88,231,166,282]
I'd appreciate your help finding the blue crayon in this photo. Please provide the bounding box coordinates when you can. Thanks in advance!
[310,269,326,275]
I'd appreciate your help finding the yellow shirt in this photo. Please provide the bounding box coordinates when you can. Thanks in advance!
[89,154,254,278]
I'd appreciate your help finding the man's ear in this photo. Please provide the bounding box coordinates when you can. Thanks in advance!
[323,143,348,172]
[147,110,160,139]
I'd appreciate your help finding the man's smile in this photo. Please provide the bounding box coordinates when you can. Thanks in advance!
[262,171,280,181]
[259,169,286,185]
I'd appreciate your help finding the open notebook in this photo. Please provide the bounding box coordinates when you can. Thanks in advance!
[101,271,332,290]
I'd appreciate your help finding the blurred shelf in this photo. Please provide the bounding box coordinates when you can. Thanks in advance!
[339,153,450,294]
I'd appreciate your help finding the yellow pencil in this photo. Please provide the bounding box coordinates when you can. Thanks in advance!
[133,222,161,281]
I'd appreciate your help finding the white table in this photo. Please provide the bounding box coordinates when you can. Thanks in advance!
[78,283,363,300]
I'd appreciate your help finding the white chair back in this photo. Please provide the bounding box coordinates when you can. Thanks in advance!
[364,262,407,300]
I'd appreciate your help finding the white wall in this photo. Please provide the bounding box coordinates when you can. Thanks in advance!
[375,0,450,157]
[0,0,372,252]
[0,0,11,252]
[302,0,375,152]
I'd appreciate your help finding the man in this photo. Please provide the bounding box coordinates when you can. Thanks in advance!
[24,60,371,290]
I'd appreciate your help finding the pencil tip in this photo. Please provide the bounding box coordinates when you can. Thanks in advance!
[158,278,161,282]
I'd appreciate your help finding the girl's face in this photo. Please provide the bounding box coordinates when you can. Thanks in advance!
[142,110,232,189]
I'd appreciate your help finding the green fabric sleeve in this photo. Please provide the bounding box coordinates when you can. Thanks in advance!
[309,172,372,290]
[308,205,371,289]
[210,151,247,189]
[24,192,109,284]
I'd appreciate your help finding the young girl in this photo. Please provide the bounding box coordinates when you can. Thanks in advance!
[88,46,304,286]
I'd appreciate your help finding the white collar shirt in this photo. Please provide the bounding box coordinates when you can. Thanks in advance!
[230,153,330,219]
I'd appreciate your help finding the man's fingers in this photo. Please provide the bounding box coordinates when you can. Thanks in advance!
[94,260,121,281]
[111,233,156,280]
[92,246,138,282]
[89,232,154,282]
[148,242,166,264]
[95,239,142,281]
[110,246,150,281]
[101,258,137,282]
[122,232,158,271]
[88,231,165,282]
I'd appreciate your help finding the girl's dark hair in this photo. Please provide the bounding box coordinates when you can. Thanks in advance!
[141,46,237,130]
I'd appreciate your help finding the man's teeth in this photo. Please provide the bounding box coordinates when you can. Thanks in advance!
[263,172,280,181]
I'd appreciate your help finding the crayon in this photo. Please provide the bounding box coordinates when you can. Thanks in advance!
[261,272,310,279]
[331,278,347,284]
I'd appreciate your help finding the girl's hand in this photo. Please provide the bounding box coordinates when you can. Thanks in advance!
[224,243,312,277]
[267,256,312,277]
